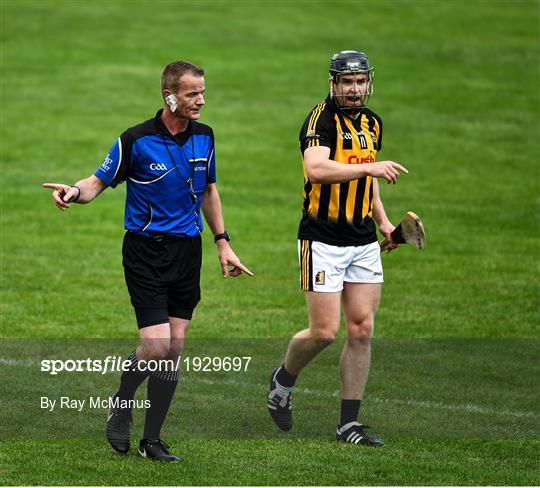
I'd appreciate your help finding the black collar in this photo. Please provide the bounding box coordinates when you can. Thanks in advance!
[154,109,193,145]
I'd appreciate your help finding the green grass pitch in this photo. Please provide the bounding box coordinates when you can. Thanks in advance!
[1,0,538,485]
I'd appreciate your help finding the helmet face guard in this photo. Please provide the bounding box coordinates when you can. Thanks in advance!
[329,51,374,114]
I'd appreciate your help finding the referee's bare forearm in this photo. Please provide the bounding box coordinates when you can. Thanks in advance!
[73,175,107,204]
[201,183,225,236]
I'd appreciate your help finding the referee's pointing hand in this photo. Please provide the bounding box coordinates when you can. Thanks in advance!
[42,183,80,211]
[217,243,254,278]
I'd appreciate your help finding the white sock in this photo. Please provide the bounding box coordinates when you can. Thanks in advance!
[274,379,294,396]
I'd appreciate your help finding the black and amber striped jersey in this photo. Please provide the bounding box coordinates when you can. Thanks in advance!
[298,95,383,246]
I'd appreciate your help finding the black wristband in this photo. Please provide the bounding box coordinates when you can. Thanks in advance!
[71,185,81,203]
[214,231,230,243]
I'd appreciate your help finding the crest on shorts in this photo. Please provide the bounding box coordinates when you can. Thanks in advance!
[315,271,325,285]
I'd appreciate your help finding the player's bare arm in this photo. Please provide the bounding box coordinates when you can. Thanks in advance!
[372,178,399,252]
[304,146,408,184]
[42,175,107,210]
[201,183,253,278]
[304,146,369,183]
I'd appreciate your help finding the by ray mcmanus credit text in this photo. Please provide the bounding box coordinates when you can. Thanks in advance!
[41,395,150,412]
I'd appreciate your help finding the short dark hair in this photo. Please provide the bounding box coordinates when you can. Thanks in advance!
[161,61,204,92]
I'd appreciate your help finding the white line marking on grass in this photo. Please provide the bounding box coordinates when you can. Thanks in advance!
[0,358,33,366]
[369,397,537,419]
[182,375,538,419]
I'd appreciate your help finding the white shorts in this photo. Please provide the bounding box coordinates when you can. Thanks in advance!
[298,239,383,292]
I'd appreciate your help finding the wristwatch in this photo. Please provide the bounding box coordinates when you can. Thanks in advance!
[214,230,230,243]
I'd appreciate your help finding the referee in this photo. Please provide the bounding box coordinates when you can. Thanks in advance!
[43,60,252,462]
[267,51,407,446]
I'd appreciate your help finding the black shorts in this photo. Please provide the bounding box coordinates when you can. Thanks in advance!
[122,231,202,328]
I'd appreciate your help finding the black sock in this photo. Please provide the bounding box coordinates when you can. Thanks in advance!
[143,369,179,440]
[116,350,149,401]
[275,364,297,388]
[339,399,361,427]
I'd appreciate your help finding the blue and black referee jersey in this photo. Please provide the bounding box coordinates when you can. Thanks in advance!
[95,109,216,238]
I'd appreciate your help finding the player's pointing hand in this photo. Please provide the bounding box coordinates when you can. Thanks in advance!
[369,161,408,184]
